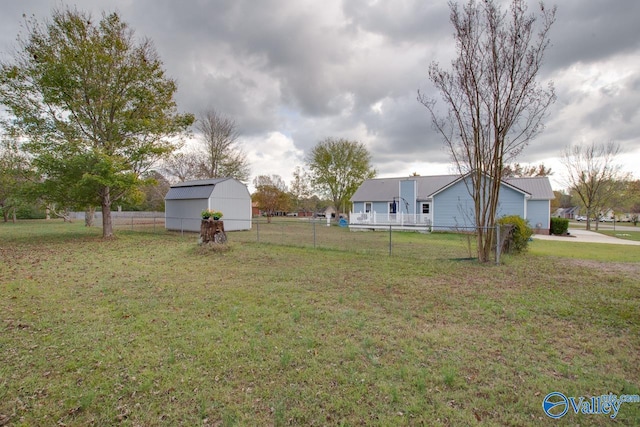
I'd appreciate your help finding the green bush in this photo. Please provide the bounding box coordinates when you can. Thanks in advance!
[497,215,533,254]
[550,217,569,235]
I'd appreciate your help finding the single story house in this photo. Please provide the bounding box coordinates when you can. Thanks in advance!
[165,178,252,232]
[553,206,579,219]
[350,174,554,234]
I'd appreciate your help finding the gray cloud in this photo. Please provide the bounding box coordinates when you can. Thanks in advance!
[1,0,639,186]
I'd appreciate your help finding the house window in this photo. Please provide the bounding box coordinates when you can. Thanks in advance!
[364,202,372,213]
[422,203,430,214]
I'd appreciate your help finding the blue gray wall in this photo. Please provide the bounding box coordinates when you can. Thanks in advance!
[433,178,525,230]
[526,200,550,231]
[399,180,416,215]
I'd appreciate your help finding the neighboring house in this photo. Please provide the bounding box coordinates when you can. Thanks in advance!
[553,206,579,219]
[165,178,252,232]
[350,174,554,234]
[316,206,337,218]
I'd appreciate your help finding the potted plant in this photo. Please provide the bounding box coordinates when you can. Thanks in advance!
[201,209,223,220]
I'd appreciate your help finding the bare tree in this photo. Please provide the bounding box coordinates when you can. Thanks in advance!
[289,166,314,215]
[561,141,625,231]
[502,162,552,177]
[195,110,250,182]
[163,151,201,183]
[419,0,556,262]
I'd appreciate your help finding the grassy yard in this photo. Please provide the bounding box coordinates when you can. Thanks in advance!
[596,230,640,242]
[1,220,639,426]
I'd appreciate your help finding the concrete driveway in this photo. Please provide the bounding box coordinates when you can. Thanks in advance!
[534,228,640,246]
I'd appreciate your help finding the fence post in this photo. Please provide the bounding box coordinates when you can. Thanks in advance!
[313,219,316,248]
[389,224,392,256]
[495,224,501,265]
[256,219,260,243]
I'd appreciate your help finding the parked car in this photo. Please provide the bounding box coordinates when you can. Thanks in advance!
[575,215,586,221]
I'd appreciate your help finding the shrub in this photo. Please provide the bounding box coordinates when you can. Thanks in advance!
[550,217,569,235]
[497,215,533,254]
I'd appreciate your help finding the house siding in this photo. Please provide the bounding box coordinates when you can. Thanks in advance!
[399,180,416,215]
[433,179,476,229]
[495,185,526,219]
[433,178,526,230]
[350,174,552,234]
[526,200,550,232]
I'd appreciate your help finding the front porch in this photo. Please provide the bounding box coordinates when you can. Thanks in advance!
[349,212,432,231]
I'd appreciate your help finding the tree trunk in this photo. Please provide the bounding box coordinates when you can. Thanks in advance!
[101,187,114,238]
[85,206,96,227]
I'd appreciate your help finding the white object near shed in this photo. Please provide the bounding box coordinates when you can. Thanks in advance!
[165,178,252,232]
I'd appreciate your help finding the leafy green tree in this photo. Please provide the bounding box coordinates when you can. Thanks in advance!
[0,138,31,222]
[252,175,290,223]
[0,7,193,237]
[306,138,376,217]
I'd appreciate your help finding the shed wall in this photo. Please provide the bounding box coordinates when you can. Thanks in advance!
[165,178,252,233]
[165,199,208,232]
[209,180,252,231]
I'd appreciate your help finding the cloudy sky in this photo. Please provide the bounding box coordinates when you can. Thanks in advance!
[1,0,639,190]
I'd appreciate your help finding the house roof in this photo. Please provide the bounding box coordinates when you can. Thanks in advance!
[503,177,555,200]
[164,178,230,200]
[350,175,459,202]
[351,175,554,202]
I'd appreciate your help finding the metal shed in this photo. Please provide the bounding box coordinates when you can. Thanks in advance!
[165,178,252,232]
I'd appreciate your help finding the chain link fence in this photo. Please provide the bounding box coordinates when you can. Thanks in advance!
[80,212,514,263]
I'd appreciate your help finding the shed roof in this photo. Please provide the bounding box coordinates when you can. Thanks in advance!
[170,178,230,188]
[351,175,554,201]
[164,178,230,200]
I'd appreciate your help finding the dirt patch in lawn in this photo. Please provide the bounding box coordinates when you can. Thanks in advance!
[565,258,640,278]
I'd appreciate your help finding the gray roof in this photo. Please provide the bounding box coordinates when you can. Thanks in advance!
[170,178,230,188]
[351,175,554,201]
[164,178,230,200]
[351,175,457,201]
[503,177,555,200]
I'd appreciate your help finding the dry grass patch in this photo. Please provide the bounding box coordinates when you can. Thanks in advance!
[0,220,639,425]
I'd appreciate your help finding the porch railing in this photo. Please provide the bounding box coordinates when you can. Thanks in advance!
[349,212,432,227]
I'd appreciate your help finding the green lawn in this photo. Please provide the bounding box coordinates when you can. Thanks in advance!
[597,230,640,242]
[1,220,639,426]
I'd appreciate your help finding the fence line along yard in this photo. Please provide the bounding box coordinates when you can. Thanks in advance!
[75,212,505,262]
